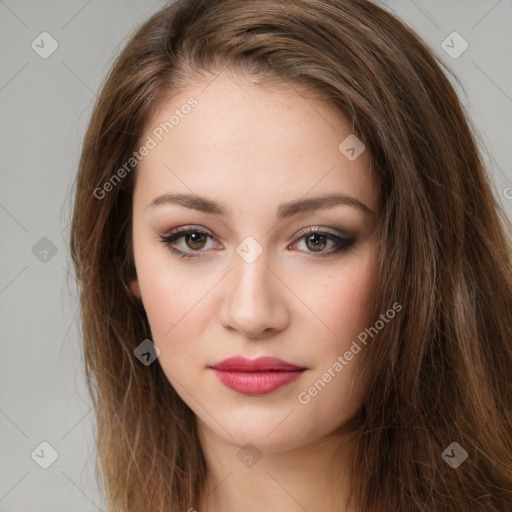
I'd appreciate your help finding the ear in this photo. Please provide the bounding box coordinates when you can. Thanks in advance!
[129,278,141,299]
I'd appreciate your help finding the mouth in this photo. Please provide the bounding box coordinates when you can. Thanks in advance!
[208,356,307,396]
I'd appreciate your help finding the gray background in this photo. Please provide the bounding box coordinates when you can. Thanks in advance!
[0,1,511,510]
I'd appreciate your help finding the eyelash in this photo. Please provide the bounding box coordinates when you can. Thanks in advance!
[158,225,355,259]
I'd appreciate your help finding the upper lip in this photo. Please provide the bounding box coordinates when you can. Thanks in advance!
[209,356,306,372]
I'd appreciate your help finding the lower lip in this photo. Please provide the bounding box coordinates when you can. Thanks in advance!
[211,369,305,396]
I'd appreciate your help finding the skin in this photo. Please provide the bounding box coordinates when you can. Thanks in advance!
[129,70,380,512]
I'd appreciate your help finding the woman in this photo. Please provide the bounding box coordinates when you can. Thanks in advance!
[69,0,512,510]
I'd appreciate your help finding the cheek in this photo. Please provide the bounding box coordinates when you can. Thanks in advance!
[137,269,211,386]
[294,251,377,351]
[291,252,377,419]
[132,242,211,359]
[132,224,209,338]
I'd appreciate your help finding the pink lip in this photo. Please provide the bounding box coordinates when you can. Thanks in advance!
[209,356,307,396]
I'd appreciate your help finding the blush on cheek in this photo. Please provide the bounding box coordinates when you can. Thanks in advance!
[317,266,376,334]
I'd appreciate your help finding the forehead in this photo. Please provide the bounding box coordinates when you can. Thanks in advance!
[135,72,377,214]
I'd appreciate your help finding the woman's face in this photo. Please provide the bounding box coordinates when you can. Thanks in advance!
[129,72,379,452]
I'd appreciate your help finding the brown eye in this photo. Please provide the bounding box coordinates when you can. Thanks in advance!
[160,226,354,260]
[292,228,355,257]
[184,232,207,250]
[305,233,327,252]
[159,226,218,259]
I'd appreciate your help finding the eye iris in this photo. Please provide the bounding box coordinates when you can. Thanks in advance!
[306,233,327,251]
[185,232,207,250]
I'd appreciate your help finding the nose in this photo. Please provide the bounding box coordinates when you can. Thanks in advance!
[218,249,290,339]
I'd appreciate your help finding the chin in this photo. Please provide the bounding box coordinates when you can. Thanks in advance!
[204,410,328,453]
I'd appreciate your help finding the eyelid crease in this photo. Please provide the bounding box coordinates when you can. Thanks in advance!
[158,225,355,259]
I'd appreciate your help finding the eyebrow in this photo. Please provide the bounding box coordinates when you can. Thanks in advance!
[146,192,375,218]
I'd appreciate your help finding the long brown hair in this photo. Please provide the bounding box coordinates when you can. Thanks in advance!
[69,0,512,510]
